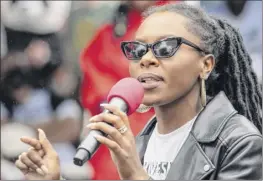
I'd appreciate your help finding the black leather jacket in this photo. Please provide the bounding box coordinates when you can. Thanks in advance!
[136,91,262,180]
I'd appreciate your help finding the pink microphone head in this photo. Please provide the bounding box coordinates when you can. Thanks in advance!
[107,77,144,115]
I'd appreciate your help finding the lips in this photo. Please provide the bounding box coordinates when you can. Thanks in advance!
[137,73,164,83]
[137,73,164,90]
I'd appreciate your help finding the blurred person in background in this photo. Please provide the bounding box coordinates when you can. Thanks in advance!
[0,52,37,180]
[1,0,72,89]
[0,1,95,179]
[200,0,262,82]
[25,39,53,88]
[0,52,92,180]
[65,1,121,70]
[79,0,173,179]
[0,52,31,118]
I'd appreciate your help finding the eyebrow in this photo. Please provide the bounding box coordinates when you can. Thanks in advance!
[135,34,176,43]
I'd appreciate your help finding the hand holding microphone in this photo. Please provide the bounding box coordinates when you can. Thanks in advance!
[15,78,149,180]
[86,103,149,180]
[74,77,149,180]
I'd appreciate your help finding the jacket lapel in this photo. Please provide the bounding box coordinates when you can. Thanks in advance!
[165,92,236,179]
[165,133,215,180]
[135,91,237,180]
[136,134,151,163]
[136,115,157,163]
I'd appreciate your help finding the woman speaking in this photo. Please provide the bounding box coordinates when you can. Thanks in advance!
[15,3,262,180]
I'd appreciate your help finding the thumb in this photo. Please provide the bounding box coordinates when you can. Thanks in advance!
[38,129,54,155]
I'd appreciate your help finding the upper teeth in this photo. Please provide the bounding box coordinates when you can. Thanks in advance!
[144,78,153,81]
[142,78,155,82]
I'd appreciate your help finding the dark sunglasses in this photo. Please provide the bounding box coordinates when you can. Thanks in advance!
[121,36,209,61]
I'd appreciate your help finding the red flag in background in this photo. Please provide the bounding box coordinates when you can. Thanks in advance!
[80,1,173,179]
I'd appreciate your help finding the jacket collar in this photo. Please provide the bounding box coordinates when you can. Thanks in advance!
[136,92,236,180]
[136,91,238,179]
[138,91,237,142]
[192,91,237,142]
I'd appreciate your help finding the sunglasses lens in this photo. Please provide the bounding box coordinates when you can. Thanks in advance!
[122,42,147,60]
[153,38,179,57]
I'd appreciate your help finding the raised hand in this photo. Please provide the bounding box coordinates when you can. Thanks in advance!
[15,129,60,180]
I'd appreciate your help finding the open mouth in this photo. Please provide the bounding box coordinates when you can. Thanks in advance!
[137,73,164,90]
[137,73,164,82]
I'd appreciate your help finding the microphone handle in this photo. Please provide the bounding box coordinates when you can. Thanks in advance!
[73,109,110,166]
[73,98,127,166]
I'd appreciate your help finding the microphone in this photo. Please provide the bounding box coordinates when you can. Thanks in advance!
[73,78,144,166]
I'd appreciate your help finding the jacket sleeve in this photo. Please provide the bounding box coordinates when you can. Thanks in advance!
[217,134,262,180]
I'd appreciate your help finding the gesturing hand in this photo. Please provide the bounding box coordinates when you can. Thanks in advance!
[15,129,60,180]
[86,104,149,180]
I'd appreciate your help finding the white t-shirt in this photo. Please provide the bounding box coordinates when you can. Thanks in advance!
[143,116,197,180]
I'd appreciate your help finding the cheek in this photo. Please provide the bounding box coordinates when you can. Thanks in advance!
[164,53,201,93]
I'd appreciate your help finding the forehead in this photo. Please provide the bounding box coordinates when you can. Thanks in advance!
[135,11,200,44]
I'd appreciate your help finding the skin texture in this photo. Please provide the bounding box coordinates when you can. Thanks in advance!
[15,11,215,180]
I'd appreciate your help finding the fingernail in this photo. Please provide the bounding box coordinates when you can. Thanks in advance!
[86,124,93,128]
[94,135,102,139]
[38,129,46,140]
[41,165,49,175]
[36,168,45,176]
[89,118,94,122]
[100,103,107,107]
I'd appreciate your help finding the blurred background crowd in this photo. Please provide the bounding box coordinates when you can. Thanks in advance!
[0,0,262,180]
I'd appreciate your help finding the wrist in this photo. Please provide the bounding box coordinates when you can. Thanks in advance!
[50,173,60,180]
[51,167,61,180]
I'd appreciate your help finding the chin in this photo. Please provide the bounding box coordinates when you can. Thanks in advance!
[142,91,182,108]
[142,94,165,107]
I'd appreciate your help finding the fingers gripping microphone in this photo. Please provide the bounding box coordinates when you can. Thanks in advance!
[73,78,144,166]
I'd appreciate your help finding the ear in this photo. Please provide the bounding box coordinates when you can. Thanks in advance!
[199,54,215,79]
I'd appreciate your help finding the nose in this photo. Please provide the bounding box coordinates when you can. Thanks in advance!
[139,51,159,68]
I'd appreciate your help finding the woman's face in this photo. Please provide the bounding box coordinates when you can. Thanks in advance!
[129,12,213,106]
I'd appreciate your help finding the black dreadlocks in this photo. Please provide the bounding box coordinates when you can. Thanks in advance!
[143,3,262,133]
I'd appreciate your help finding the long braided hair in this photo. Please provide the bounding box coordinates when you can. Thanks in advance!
[143,3,262,133]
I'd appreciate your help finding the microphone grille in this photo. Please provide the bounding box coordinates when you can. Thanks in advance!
[107,78,144,115]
